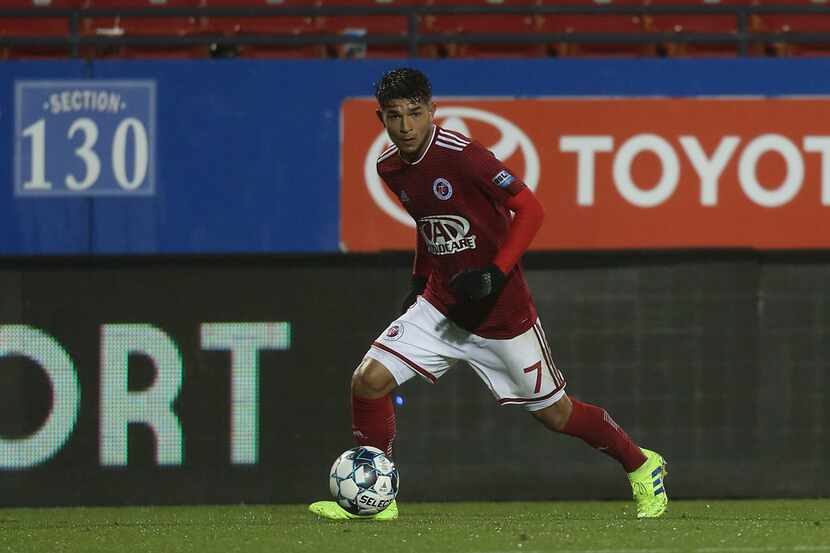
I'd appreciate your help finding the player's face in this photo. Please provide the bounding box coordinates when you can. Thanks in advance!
[378,98,435,162]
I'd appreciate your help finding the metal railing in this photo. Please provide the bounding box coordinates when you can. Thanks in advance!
[1,4,829,58]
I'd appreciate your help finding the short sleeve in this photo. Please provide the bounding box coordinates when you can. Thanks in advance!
[462,141,527,205]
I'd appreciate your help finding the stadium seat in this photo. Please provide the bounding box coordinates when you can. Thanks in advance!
[642,0,761,57]
[82,0,208,58]
[202,0,325,58]
[424,0,547,58]
[0,0,79,59]
[755,0,830,56]
[316,0,422,58]
[538,0,654,57]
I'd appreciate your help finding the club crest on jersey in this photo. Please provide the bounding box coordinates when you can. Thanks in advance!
[418,215,477,256]
[492,169,515,188]
[432,178,453,200]
[384,323,404,341]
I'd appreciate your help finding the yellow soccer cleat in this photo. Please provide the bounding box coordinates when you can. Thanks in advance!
[628,448,668,519]
[308,500,398,521]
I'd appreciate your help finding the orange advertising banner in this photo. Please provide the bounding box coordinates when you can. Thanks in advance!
[341,97,830,251]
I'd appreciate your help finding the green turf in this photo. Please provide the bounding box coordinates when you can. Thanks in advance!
[0,500,828,553]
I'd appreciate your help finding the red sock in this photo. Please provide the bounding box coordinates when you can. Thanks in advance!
[351,393,396,458]
[562,399,646,473]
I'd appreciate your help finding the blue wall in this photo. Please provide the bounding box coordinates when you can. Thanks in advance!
[3,58,830,255]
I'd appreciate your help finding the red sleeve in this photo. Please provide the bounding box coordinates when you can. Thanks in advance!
[492,187,544,274]
[464,142,526,203]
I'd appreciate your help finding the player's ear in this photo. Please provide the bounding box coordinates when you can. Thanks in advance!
[376,109,385,125]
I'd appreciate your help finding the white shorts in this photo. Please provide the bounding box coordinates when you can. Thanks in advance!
[365,296,567,411]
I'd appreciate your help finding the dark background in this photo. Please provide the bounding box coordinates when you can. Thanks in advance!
[0,251,827,506]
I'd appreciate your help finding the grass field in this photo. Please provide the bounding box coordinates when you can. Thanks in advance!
[0,499,828,553]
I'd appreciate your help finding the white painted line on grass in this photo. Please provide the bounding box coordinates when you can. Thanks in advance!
[545,546,830,553]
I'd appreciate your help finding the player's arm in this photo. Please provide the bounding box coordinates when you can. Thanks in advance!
[401,224,432,313]
[375,163,431,314]
[450,187,544,302]
[493,186,545,274]
[449,142,544,302]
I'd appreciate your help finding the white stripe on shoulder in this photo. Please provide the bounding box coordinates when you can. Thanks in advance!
[435,140,464,151]
[436,134,469,148]
[377,146,398,163]
[378,144,397,157]
[438,129,471,145]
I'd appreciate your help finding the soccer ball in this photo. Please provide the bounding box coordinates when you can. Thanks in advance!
[329,446,399,516]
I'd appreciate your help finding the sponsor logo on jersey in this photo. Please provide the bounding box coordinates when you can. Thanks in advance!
[384,323,404,341]
[492,169,515,188]
[418,215,477,255]
[432,178,453,200]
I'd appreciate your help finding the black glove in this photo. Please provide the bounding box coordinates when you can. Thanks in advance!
[401,275,428,314]
[449,264,506,302]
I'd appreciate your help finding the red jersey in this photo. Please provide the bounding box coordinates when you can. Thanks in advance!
[377,124,537,339]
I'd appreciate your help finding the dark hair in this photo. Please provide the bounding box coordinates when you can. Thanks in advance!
[374,68,432,107]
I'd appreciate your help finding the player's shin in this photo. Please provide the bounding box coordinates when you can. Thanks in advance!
[351,393,397,459]
[561,399,647,472]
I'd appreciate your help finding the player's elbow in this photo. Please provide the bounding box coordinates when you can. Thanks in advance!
[534,199,545,227]
[518,187,545,222]
[529,194,545,232]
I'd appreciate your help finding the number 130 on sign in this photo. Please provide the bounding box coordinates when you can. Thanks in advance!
[15,81,156,197]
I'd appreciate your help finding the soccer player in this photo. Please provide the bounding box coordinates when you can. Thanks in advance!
[309,68,668,521]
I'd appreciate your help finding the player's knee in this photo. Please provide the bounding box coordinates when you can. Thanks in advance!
[532,394,573,432]
[352,358,396,399]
